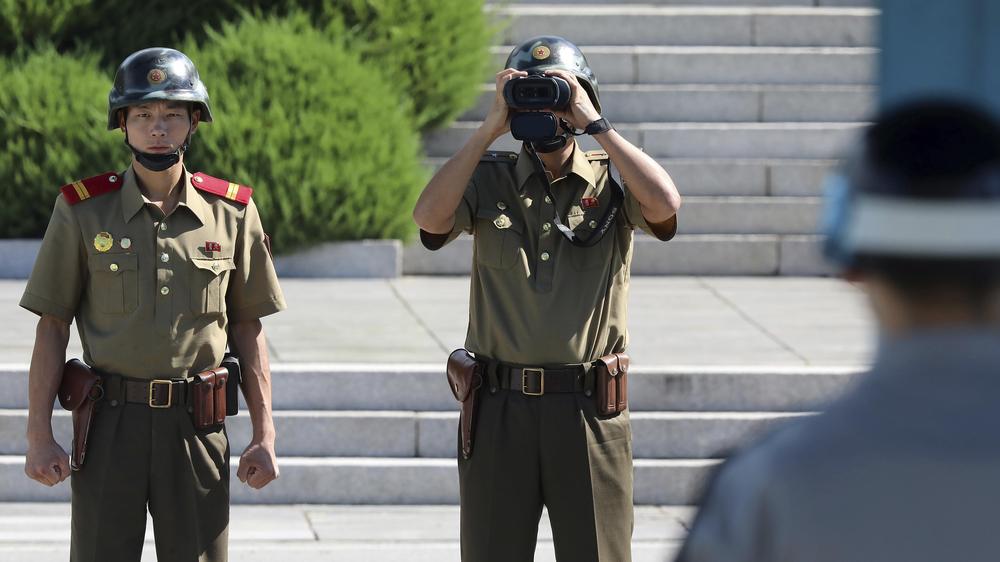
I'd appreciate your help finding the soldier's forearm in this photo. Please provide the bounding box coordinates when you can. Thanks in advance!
[230,320,275,443]
[413,126,494,233]
[26,316,70,442]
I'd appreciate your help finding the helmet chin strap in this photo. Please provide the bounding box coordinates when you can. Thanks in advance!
[123,120,193,172]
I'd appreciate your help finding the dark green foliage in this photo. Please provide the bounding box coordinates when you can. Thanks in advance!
[0,0,246,64]
[184,14,426,253]
[315,0,494,131]
[1,2,495,246]
[0,48,124,237]
[2,0,493,131]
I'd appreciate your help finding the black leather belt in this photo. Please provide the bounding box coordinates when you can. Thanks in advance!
[99,372,190,409]
[494,363,588,395]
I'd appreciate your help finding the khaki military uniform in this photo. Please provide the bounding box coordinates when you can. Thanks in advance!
[423,143,676,562]
[21,165,286,562]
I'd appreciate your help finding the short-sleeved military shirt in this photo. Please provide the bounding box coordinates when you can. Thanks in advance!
[422,143,676,365]
[20,165,286,379]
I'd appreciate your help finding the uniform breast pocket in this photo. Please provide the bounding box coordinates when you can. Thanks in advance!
[190,257,236,315]
[87,253,139,314]
[474,209,523,270]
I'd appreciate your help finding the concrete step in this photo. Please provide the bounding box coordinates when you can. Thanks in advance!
[0,455,718,505]
[495,6,876,47]
[679,196,821,234]
[424,157,836,197]
[0,365,858,411]
[403,233,834,276]
[424,121,862,159]
[0,409,808,459]
[662,158,835,196]
[490,46,876,84]
[462,84,875,123]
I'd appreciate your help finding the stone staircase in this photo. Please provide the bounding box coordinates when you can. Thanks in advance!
[413,0,878,276]
[0,364,859,505]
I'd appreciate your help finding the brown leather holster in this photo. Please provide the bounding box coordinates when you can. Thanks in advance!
[593,352,629,415]
[447,349,483,459]
[57,359,104,471]
[191,367,229,430]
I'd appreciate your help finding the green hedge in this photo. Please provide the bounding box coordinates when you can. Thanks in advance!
[2,2,495,245]
[0,0,245,63]
[0,48,123,237]
[2,0,493,131]
[318,0,494,131]
[184,13,426,253]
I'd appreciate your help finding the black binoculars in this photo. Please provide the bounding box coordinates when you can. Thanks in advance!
[503,75,571,110]
[503,75,571,141]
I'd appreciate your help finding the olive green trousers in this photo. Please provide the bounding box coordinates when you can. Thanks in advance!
[459,388,634,562]
[70,397,230,562]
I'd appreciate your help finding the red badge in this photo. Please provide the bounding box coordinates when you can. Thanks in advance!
[205,241,222,253]
[581,197,599,208]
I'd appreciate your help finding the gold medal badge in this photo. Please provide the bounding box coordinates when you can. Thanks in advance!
[93,232,113,252]
[532,45,551,60]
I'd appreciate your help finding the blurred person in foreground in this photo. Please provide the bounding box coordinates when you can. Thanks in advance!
[675,98,1000,562]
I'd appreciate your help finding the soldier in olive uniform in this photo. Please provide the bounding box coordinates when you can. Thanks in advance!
[413,36,681,562]
[21,48,286,562]
[676,100,1000,562]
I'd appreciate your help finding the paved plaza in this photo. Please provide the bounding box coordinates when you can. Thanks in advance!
[0,276,874,367]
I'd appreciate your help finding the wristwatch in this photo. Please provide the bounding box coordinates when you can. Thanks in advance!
[584,117,613,136]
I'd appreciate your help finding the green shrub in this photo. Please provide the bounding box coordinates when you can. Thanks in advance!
[316,0,495,131]
[183,13,426,253]
[0,47,123,238]
[0,0,88,54]
[2,0,494,132]
[0,0,246,64]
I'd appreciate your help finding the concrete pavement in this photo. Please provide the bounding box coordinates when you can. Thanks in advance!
[0,276,875,366]
[0,504,690,562]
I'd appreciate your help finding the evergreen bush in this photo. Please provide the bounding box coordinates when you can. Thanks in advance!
[317,0,494,131]
[0,48,123,237]
[184,13,426,253]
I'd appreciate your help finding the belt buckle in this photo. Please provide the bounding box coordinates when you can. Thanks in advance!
[521,368,545,396]
[148,380,173,408]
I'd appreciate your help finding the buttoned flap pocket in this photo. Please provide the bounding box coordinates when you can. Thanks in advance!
[474,208,524,270]
[87,253,138,314]
[190,257,236,315]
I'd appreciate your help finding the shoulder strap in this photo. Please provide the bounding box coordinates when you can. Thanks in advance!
[191,172,253,205]
[60,171,123,205]
[480,151,518,164]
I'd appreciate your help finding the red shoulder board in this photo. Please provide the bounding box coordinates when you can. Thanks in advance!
[60,172,122,205]
[190,172,253,205]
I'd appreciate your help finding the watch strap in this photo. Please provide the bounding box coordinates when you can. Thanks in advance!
[584,117,613,135]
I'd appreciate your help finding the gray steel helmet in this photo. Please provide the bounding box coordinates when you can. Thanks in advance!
[108,47,213,130]
[504,36,600,113]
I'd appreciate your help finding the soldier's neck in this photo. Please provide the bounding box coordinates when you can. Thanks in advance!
[537,140,575,182]
[133,159,184,216]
